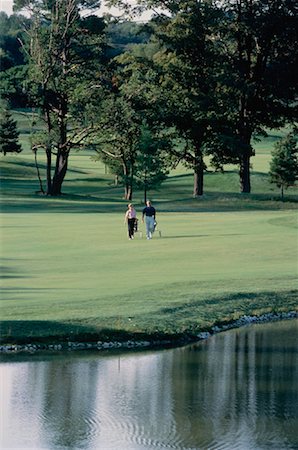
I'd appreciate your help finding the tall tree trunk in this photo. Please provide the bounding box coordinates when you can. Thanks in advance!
[239,152,251,193]
[125,186,132,201]
[44,105,53,195]
[238,93,253,193]
[50,98,69,196]
[123,161,133,200]
[33,149,45,193]
[50,150,69,196]
[193,144,204,197]
[46,145,52,194]
[238,128,253,193]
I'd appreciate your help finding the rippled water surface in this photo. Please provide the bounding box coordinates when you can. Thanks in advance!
[1,319,297,449]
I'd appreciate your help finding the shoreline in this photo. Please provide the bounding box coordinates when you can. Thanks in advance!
[1,310,297,355]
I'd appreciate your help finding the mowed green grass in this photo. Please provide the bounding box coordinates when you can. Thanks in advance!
[0,115,297,344]
[1,210,297,342]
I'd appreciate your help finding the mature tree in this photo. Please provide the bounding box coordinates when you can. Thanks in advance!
[109,0,229,197]
[109,0,298,195]
[150,8,213,197]
[93,93,170,200]
[269,132,298,200]
[93,95,140,200]
[220,0,298,193]
[0,102,22,155]
[134,122,170,203]
[14,0,109,196]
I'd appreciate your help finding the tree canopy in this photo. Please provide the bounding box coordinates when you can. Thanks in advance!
[269,132,298,200]
[3,0,297,199]
[14,0,110,195]
[108,0,298,194]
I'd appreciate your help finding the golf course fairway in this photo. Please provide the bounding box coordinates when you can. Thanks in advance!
[1,208,297,345]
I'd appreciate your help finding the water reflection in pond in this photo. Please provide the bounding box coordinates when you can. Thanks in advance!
[1,319,297,449]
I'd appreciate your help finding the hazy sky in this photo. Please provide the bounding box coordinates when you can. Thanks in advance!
[0,0,154,20]
[1,0,14,15]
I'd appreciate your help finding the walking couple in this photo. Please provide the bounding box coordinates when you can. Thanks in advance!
[124,201,156,240]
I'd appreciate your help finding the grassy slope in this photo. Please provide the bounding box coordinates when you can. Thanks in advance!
[0,114,297,344]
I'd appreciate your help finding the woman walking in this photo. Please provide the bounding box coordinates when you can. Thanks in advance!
[124,203,137,240]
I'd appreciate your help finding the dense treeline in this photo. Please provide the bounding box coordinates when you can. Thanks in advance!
[1,0,297,198]
[0,12,31,107]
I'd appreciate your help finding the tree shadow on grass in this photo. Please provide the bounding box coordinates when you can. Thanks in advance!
[0,320,179,347]
[159,233,245,240]
[2,159,89,176]
[0,265,29,279]
[154,290,298,319]
[1,289,297,360]
[167,173,194,180]
[1,171,297,213]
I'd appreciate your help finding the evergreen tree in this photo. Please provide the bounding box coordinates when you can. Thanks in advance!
[0,104,22,155]
[269,132,298,200]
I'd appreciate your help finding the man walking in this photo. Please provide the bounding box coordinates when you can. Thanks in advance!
[142,200,156,240]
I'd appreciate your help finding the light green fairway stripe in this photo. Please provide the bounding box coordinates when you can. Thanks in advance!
[1,210,297,323]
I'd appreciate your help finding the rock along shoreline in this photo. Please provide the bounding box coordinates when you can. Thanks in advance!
[0,311,297,355]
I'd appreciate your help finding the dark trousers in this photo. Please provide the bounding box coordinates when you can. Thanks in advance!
[128,218,135,238]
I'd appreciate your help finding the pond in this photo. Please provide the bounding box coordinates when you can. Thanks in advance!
[1,319,297,449]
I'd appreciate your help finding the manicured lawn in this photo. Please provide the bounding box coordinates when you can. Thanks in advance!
[0,116,297,344]
[1,209,297,343]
